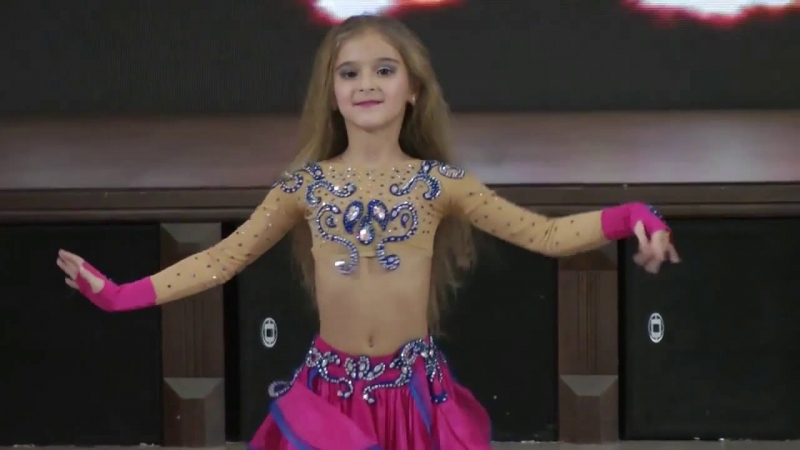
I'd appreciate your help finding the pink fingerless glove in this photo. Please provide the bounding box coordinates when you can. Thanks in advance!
[600,202,670,241]
[75,262,158,312]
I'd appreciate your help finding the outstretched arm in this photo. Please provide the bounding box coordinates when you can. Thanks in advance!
[439,171,671,258]
[59,171,309,311]
[149,183,305,303]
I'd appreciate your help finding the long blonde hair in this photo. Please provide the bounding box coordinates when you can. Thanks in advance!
[288,14,477,334]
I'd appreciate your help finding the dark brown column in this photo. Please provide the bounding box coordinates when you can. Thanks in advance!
[159,223,226,446]
[557,245,619,443]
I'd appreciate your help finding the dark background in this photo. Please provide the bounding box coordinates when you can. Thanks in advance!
[621,218,800,440]
[0,224,163,445]
[1,0,799,114]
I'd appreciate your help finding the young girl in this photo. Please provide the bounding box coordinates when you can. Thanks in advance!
[57,14,679,450]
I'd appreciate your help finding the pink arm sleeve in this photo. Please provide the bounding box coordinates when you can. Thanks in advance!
[600,202,670,240]
[76,262,157,312]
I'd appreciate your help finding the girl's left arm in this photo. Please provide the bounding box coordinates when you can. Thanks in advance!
[437,171,669,257]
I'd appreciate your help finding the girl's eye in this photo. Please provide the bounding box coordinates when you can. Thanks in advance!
[377,67,394,76]
[339,70,357,79]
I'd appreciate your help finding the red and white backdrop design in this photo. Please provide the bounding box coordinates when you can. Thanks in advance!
[0,0,798,113]
[308,0,799,26]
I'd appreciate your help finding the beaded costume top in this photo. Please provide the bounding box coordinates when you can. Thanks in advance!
[149,159,608,303]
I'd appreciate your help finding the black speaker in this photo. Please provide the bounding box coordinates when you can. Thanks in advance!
[230,232,317,440]
[622,218,800,440]
[440,230,558,442]
[0,223,162,445]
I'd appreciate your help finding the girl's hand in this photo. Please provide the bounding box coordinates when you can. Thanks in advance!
[57,249,105,294]
[57,249,156,312]
[632,221,680,274]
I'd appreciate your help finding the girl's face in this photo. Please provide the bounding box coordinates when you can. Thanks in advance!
[332,30,415,133]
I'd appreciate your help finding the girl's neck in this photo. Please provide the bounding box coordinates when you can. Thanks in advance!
[340,120,412,168]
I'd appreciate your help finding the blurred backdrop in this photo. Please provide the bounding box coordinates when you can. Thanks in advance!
[1,0,799,114]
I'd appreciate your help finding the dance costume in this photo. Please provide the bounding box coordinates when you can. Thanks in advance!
[251,335,490,449]
[76,159,669,449]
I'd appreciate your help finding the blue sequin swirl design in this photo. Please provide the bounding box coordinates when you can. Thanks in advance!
[302,160,462,274]
[270,171,304,193]
[436,162,466,179]
[389,160,441,200]
[376,201,418,271]
[313,204,359,274]
[269,162,326,193]
[341,199,391,247]
[267,338,446,405]
[388,160,465,200]
[318,199,392,273]
[306,348,357,399]
[362,339,446,404]
[267,367,302,398]
[342,201,365,234]
[305,179,357,206]
[303,162,325,180]
[301,163,359,273]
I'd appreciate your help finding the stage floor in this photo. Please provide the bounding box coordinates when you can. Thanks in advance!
[2,442,795,450]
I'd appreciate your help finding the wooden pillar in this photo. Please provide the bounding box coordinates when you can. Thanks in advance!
[557,245,619,443]
[159,223,226,446]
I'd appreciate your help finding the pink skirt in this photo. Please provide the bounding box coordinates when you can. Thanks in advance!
[248,335,492,449]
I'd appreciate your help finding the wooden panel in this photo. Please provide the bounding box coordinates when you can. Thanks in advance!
[1,184,798,223]
[558,375,619,443]
[558,246,619,443]
[160,223,225,446]
[163,378,225,447]
[0,112,798,190]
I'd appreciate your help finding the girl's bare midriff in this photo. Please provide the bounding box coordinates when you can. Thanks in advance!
[314,253,432,356]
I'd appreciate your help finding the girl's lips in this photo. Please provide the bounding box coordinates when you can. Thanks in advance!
[355,101,383,107]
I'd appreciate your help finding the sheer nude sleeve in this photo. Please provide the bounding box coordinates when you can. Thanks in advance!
[438,172,609,257]
[149,171,308,304]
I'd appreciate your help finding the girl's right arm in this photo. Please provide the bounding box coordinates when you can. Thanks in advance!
[63,170,309,311]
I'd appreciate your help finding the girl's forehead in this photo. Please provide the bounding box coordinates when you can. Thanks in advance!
[335,31,401,64]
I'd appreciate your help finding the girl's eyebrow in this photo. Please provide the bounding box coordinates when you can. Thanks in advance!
[335,57,400,71]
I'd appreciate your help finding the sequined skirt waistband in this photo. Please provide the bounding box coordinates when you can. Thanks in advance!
[268,335,448,404]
